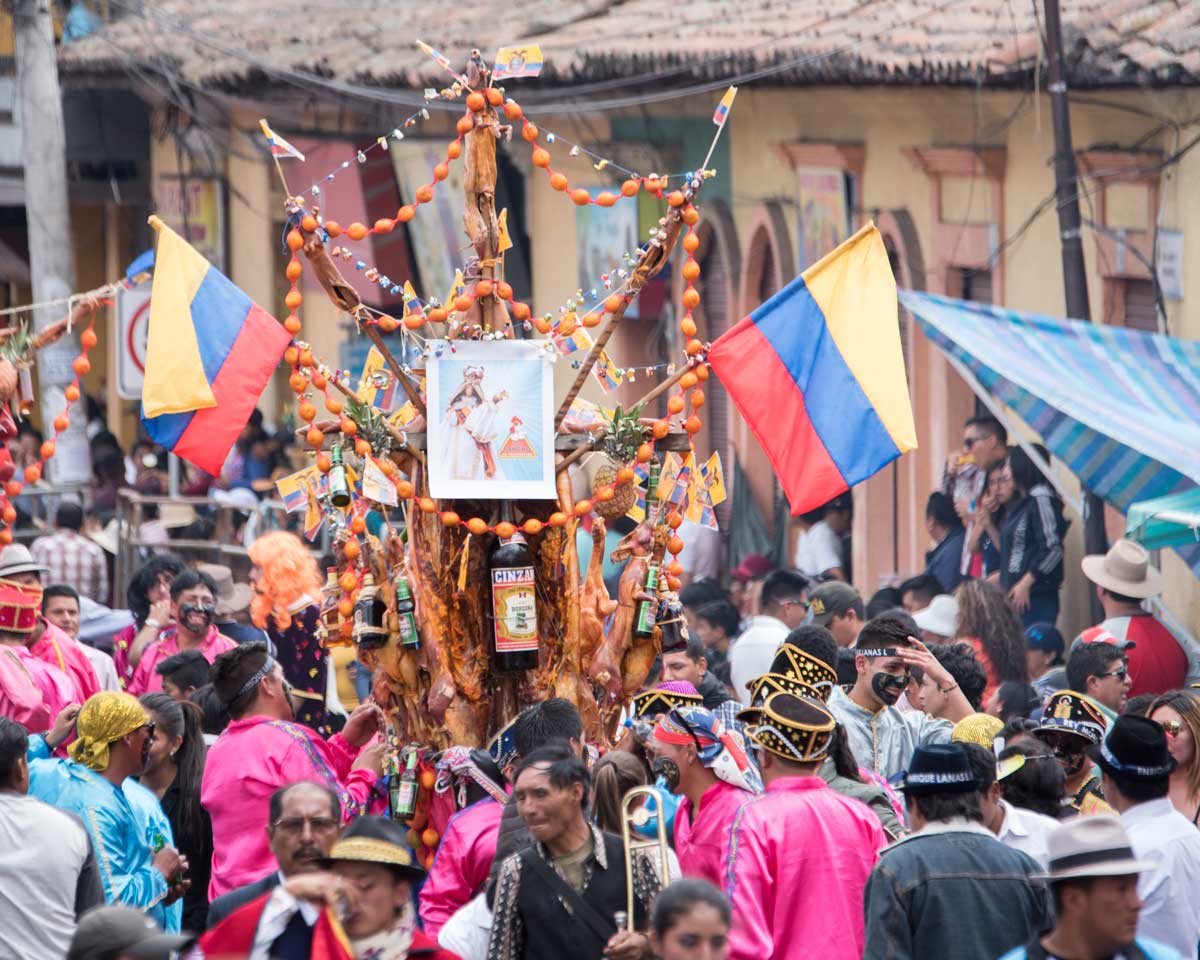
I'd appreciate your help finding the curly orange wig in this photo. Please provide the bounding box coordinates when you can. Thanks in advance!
[247,531,324,630]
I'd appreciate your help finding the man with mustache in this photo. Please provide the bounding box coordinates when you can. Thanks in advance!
[828,613,972,781]
[205,781,341,933]
[27,692,188,926]
[127,569,237,696]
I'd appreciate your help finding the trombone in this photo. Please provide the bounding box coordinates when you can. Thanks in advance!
[619,784,672,931]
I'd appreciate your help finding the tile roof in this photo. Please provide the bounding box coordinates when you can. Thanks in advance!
[58,0,1200,96]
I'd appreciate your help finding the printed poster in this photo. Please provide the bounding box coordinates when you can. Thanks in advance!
[426,340,555,499]
[153,176,226,272]
[795,166,850,270]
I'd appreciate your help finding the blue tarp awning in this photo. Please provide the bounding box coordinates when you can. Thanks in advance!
[899,290,1200,575]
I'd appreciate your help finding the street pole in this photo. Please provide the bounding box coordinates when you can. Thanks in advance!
[1043,0,1109,611]
[13,0,91,489]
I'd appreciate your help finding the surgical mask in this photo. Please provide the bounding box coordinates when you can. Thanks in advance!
[180,602,215,626]
[871,671,908,706]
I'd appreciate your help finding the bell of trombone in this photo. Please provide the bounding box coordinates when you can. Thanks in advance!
[619,784,672,930]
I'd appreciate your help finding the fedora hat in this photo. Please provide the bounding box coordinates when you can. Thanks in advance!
[158,503,197,530]
[198,563,254,618]
[899,743,978,795]
[319,815,425,883]
[1041,816,1153,881]
[747,692,836,763]
[1091,714,1176,782]
[0,543,48,579]
[1081,539,1162,599]
[88,519,123,556]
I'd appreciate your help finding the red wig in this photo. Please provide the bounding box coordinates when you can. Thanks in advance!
[247,531,323,630]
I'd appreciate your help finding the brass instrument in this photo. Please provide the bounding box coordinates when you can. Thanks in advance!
[619,784,672,931]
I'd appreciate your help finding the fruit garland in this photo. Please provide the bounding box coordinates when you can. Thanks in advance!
[0,321,100,545]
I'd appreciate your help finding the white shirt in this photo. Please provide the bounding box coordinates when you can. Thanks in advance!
[678,520,720,581]
[1121,796,1200,958]
[440,893,492,960]
[793,520,843,578]
[0,793,93,958]
[730,615,789,705]
[79,642,121,692]
[250,883,321,959]
[995,799,1059,868]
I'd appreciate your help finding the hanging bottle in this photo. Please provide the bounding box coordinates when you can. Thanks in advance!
[393,571,421,650]
[352,573,389,650]
[328,443,351,508]
[390,748,419,821]
[319,567,352,647]
[633,562,660,639]
[489,503,539,672]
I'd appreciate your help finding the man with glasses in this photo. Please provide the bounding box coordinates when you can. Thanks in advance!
[827,614,971,781]
[942,415,1008,580]
[730,570,810,706]
[1067,640,1131,718]
[201,643,386,900]
[205,782,341,930]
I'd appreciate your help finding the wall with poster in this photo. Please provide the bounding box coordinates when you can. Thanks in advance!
[152,176,226,272]
[795,166,853,269]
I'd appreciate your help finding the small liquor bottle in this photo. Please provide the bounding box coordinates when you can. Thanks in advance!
[352,573,389,650]
[489,504,539,672]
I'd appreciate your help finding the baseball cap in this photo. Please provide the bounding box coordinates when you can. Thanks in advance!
[730,553,773,582]
[67,906,193,960]
[807,581,861,627]
[1025,622,1064,659]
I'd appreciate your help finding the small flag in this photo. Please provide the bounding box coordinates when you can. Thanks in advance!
[416,39,452,73]
[390,402,420,428]
[627,460,651,523]
[302,479,324,541]
[443,269,465,311]
[258,119,306,162]
[357,347,397,412]
[497,209,513,254]
[402,281,426,325]
[493,44,544,80]
[665,459,693,508]
[361,456,398,506]
[712,86,737,126]
[701,452,726,506]
[276,465,323,513]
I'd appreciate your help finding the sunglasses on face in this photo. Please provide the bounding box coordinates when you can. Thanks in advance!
[1161,719,1183,738]
[1100,668,1129,681]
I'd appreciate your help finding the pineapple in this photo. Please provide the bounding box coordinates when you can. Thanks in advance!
[592,404,648,519]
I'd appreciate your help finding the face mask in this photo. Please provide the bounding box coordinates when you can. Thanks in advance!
[1053,748,1086,775]
[180,602,215,626]
[871,671,908,706]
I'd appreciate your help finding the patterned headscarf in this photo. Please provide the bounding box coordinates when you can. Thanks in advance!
[654,705,760,792]
[435,746,508,805]
[69,692,148,771]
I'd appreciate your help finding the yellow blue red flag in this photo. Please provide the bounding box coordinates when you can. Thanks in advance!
[141,216,292,476]
[258,119,306,162]
[712,86,737,126]
[493,44,544,79]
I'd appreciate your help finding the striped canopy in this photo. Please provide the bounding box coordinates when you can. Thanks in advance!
[899,290,1200,575]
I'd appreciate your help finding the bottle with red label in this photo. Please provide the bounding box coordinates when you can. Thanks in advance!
[490,503,540,672]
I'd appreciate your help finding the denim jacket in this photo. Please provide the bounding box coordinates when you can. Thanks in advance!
[863,819,1052,960]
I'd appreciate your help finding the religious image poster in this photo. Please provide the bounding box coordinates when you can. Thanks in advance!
[427,340,556,500]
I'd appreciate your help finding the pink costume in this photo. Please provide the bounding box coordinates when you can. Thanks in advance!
[724,777,886,960]
[0,645,74,733]
[675,779,755,887]
[200,715,376,898]
[127,625,237,695]
[418,797,503,937]
[29,619,99,703]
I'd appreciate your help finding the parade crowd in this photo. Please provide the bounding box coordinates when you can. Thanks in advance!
[2,413,1200,960]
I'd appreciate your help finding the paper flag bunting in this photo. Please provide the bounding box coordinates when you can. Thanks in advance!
[276,465,327,514]
[302,479,324,541]
[497,209,513,254]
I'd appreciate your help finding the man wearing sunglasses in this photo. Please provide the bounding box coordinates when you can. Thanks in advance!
[1067,641,1131,718]
[942,415,1008,580]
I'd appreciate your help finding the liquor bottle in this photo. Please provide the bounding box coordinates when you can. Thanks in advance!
[389,748,419,821]
[319,567,352,647]
[352,573,389,650]
[328,443,351,508]
[633,562,660,638]
[489,504,539,672]
[657,595,688,652]
[646,458,661,500]
[393,572,421,650]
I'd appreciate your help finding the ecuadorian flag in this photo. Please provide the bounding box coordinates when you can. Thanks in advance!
[141,216,291,476]
[708,223,917,515]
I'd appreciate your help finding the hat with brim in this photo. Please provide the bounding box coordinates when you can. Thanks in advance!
[631,682,703,719]
[730,553,773,582]
[198,562,254,617]
[747,691,836,763]
[1035,690,1107,746]
[913,594,958,638]
[900,743,978,795]
[88,519,123,556]
[66,905,192,960]
[1089,714,1176,782]
[768,644,837,701]
[319,815,425,882]
[1081,539,1163,599]
[0,543,49,579]
[1039,815,1155,882]
[806,581,861,627]
[158,503,197,530]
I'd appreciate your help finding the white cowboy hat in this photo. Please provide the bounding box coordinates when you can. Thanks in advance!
[0,543,49,578]
[913,593,958,638]
[1040,816,1153,881]
[197,563,254,618]
[1081,539,1163,599]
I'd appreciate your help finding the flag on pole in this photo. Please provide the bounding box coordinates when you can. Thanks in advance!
[493,44,544,79]
[707,222,917,516]
[258,119,306,162]
[401,281,426,325]
[416,39,453,73]
[712,86,737,126]
[141,217,292,476]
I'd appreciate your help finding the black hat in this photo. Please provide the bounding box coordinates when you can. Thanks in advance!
[737,672,815,726]
[320,815,425,882]
[631,682,704,719]
[900,743,979,796]
[768,643,837,701]
[746,692,836,763]
[1091,714,1177,782]
[1035,690,1107,746]
[67,906,192,960]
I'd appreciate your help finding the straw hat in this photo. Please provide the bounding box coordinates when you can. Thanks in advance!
[319,816,425,882]
[0,544,48,578]
[1081,539,1163,599]
[159,503,197,530]
[1040,816,1152,881]
[89,519,123,556]
[197,563,254,618]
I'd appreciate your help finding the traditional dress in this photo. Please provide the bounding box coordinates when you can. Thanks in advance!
[201,714,376,899]
[29,618,100,702]
[265,602,328,732]
[127,624,237,696]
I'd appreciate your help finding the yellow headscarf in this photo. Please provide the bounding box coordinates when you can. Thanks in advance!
[68,692,149,771]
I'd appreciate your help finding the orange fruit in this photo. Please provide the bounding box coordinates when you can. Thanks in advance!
[467,517,489,536]
[73,356,90,377]
[339,418,357,436]
[395,480,414,499]
[80,327,98,350]
[466,91,486,112]
[350,516,366,534]
[23,464,40,484]
[495,521,516,539]
[441,512,460,528]
[339,571,357,592]
[347,222,368,241]
[343,539,360,561]
[316,453,332,473]
[522,518,543,535]
[374,218,394,234]
[547,512,567,527]
[39,441,55,461]
[504,101,523,120]
[64,385,80,403]
[287,229,304,250]
[306,427,325,448]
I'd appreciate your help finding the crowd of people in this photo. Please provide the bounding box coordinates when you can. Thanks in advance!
[1,411,1199,960]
